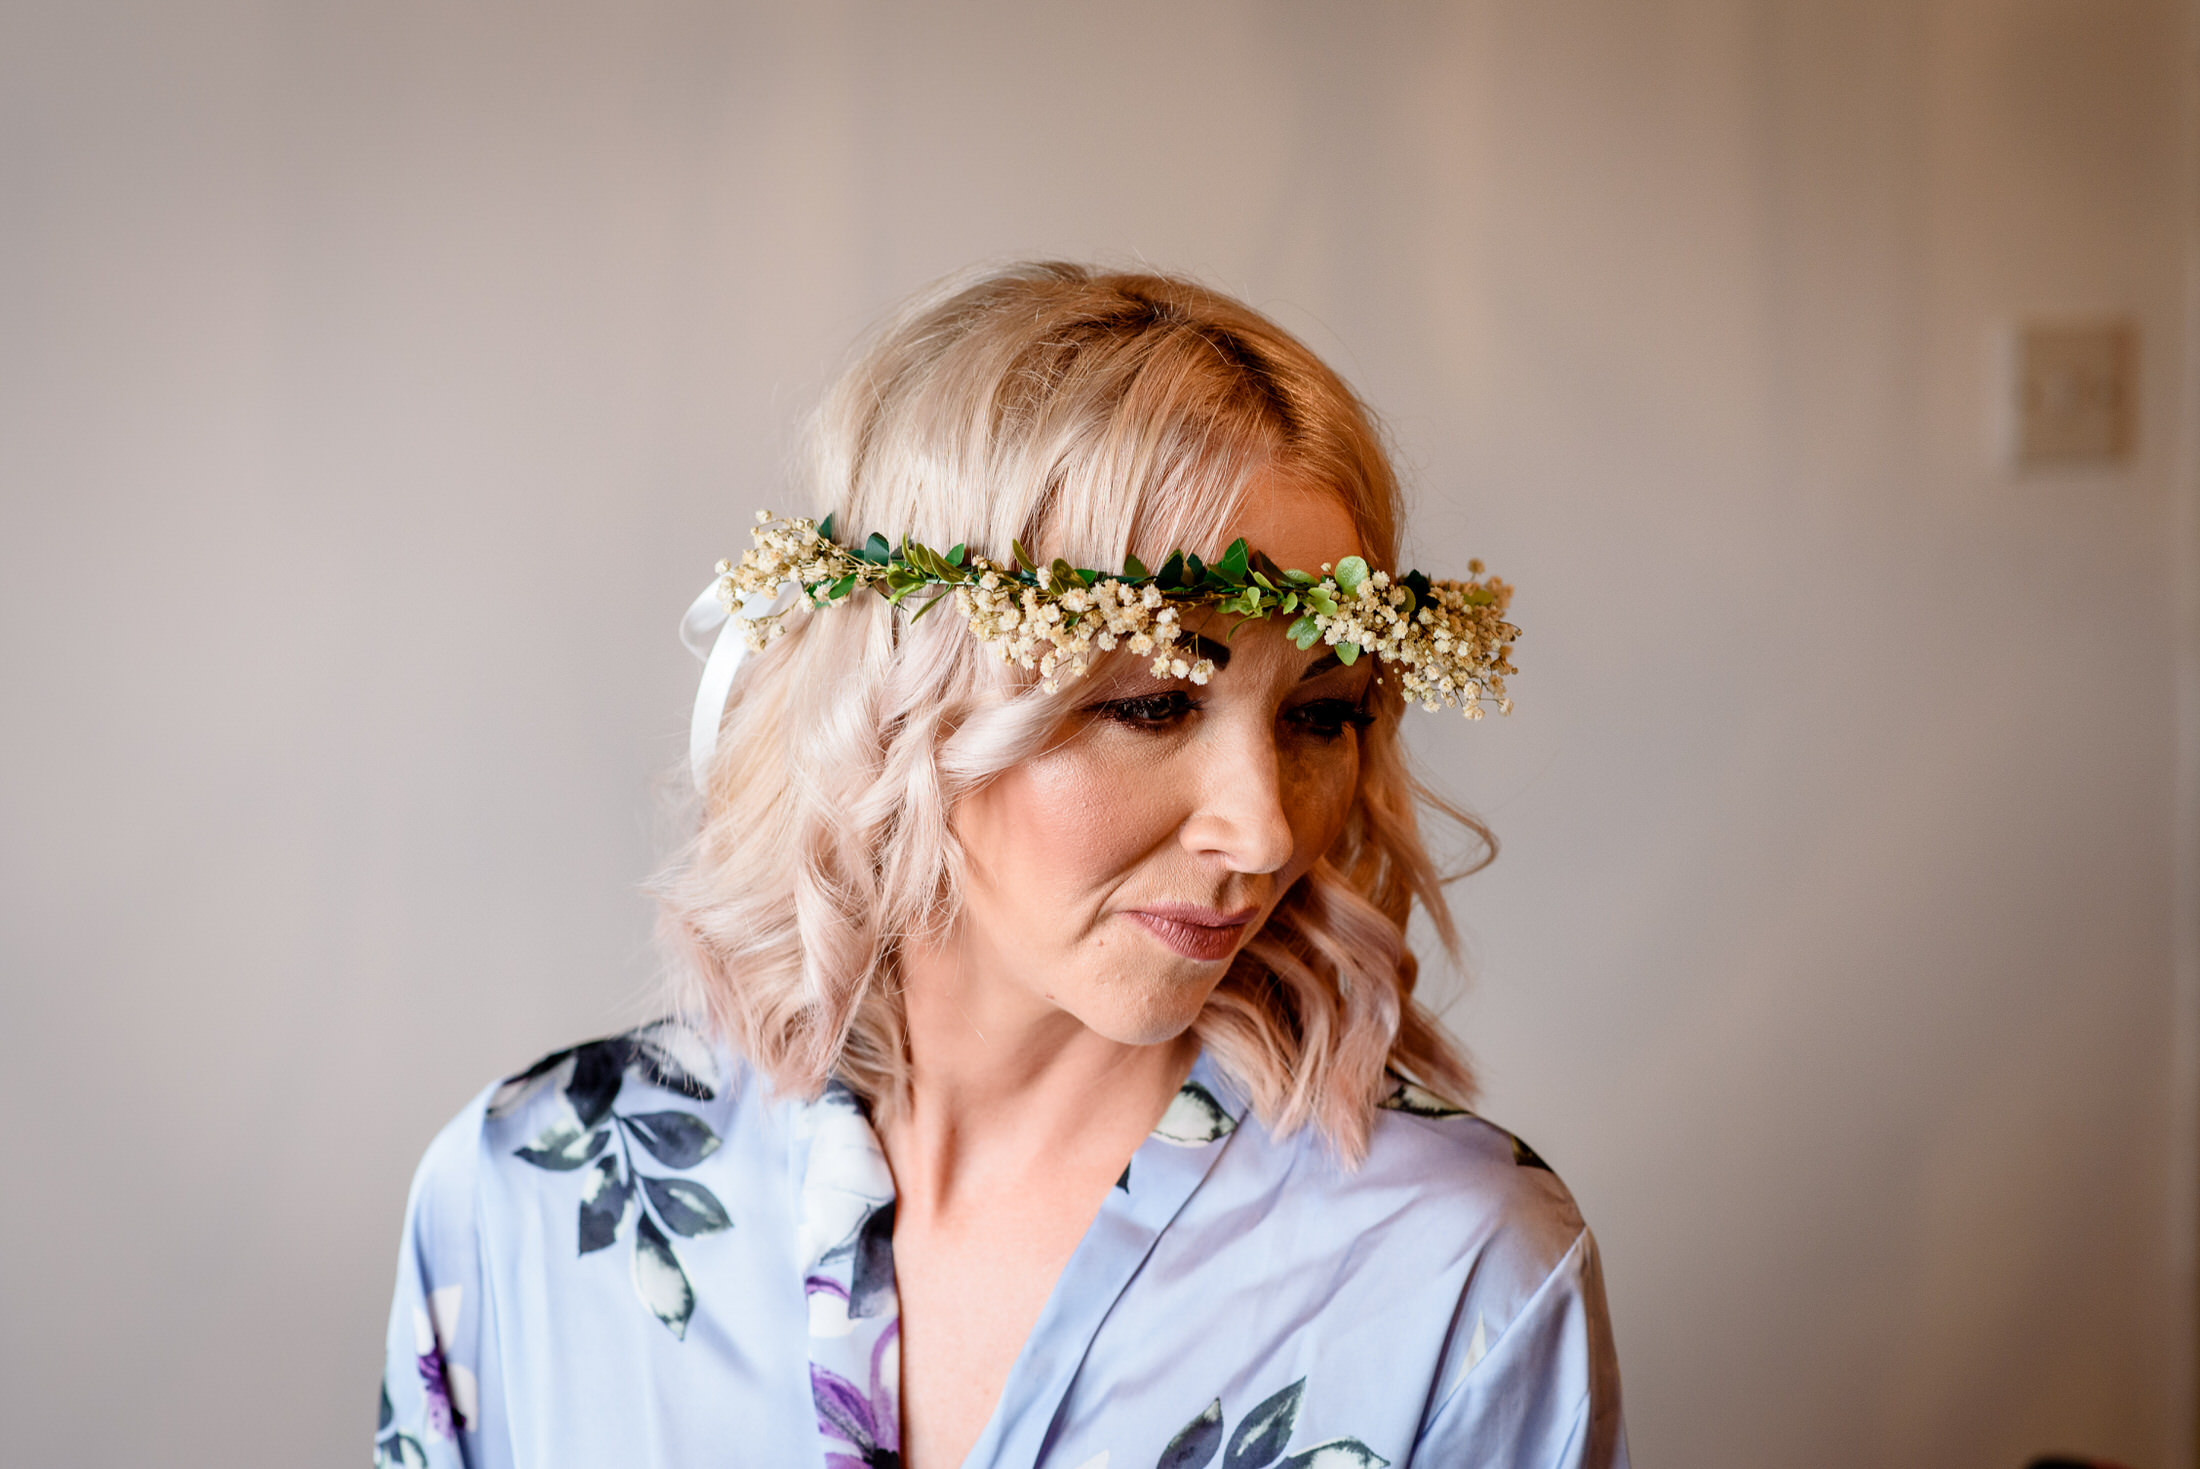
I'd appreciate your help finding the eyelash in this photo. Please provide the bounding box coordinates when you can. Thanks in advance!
[1089,692,1374,739]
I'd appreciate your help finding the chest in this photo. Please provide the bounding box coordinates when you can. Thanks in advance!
[890,1174,1123,1469]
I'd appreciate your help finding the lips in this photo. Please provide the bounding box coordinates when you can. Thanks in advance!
[1121,903,1260,962]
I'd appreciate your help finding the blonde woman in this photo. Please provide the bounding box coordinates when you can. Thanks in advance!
[377,264,1627,1469]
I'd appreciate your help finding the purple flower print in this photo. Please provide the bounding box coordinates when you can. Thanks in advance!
[811,1319,901,1469]
[418,1347,465,1437]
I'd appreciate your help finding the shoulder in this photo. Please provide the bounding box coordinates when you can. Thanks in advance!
[1355,1075,1590,1271]
[407,1019,759,1220]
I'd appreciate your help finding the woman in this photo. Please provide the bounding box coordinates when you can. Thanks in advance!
[377,263,1626,1469]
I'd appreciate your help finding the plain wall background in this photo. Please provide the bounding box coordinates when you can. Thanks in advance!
[3,2,2195,1465]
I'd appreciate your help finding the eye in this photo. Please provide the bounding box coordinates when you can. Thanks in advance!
[1090,689,1198,730]
[1285,697,1375,740]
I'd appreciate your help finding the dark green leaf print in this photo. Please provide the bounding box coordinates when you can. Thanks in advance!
[848,1199,897,1319]
[375,1432,428,1469]
[564,1041,629,1130]
[1159,1399,1224,1469]
[1224,1378,1304,1469]
[1377,1077,1470,1118]
[517,1125,609,1171]
[631,1211,696,1338]
[1278,1440,1389,1469]
[640,1175,731,1237]
[578,1155,633,1253]
[1509,1133,1554,1173]
[375,1370,429,1468]
[497,1021,732,1335]
[625,1110,720,1168]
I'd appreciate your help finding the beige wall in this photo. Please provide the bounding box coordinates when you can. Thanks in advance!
[2,2,2192,1465]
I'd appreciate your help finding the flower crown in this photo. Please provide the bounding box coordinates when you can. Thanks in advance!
[715,511,1519,716]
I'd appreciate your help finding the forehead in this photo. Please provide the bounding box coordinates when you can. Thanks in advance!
[1220,475,1364,572]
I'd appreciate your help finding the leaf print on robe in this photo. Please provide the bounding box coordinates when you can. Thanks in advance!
[1376,1076,1470,1118]
[1223,1379,1303,1469]
[1151,1081,1236,1146]
[631,1211,697,1338]
[374,1376,428,1469]
[500,1020,732,1335]
[1158,1399,1223,1469]
[1150,1380,1384,1469]
[1278,1443,1389,1469]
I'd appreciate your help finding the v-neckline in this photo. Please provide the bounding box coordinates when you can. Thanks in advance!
[791,1053,1249,1469]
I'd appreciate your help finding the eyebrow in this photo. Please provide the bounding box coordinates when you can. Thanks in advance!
[1177,634,1346,680]
[1298,651,1344,681]
[1187,632,1232,669]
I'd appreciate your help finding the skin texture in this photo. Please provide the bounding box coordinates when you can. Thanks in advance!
[883,481,1374,1469]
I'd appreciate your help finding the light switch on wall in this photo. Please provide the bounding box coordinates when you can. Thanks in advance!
[2014,318,2137,465]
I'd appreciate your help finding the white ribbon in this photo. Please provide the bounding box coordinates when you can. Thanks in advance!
[680,577,795,793]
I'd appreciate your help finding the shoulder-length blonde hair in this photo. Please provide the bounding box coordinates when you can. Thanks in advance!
[657,262,1486,1161]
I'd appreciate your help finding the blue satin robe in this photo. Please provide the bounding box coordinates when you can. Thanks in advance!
[377,1021,1627,1468]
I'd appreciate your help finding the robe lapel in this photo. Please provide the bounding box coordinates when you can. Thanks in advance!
[794,1081,903,1469]
[961,1052,1247,1468]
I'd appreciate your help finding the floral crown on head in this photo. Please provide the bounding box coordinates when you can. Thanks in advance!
[680,511,1518,788]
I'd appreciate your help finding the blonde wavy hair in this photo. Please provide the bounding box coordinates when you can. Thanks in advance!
[656,262,1487,1161]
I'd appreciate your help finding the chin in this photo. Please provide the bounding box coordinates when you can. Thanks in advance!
[1074,970,1218,1048]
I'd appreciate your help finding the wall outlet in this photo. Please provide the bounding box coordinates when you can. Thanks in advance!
[2013,318,2137,465]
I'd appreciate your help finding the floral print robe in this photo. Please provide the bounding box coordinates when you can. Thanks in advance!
[378,1022,1627,1468]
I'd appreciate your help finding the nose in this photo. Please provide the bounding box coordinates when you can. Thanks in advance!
[1178,716,1296,876]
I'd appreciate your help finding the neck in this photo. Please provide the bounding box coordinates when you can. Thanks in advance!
[881,927,1195,1218]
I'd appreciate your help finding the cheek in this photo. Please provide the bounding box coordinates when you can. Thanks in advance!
[1278,740,1362,872]
[958,737,1177,915]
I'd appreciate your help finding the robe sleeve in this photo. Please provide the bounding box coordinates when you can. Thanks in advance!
[1411,1227,1629,1469]
[376,1097,494,1469]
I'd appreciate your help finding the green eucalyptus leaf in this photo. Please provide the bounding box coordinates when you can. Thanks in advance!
[1282,567,1315,586]
[1012,539,1037,572]
[1048,557,1075,594]
[1402,570,1432,600]
[861,533,891,565]
[1287,613,1318,646]
[1122,553,1149,581]
[1334,556,1370,594]
[1185,552,1208,586]
[1218,538,1250,581]
[1250,571,1277,592]
[1466,586,1496,607]
[1157,551,1186,588]
[1076,567,1100,586]
[947,543,967,567]
[1305,587,1337,616]
[1337,641,1361,665]
[1280,590,1299,615]
[908,587,953,623]
[829,572,858,600]
[817,512,836,541]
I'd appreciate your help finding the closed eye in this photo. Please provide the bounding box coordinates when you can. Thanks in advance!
[1089,689,1198,730]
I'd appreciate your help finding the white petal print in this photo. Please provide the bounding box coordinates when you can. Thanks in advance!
[1464,1311,1488,1371]
[428,1286,463,1349]
[447,1363,479,1425]
[1151,1083,1236,1146]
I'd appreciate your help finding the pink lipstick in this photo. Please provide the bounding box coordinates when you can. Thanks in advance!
[1122,903,1260,962]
